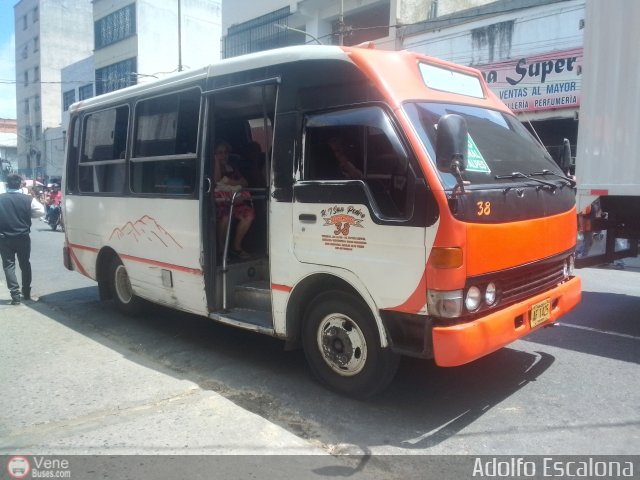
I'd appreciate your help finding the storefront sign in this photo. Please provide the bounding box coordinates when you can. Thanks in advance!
[477,47,583,113]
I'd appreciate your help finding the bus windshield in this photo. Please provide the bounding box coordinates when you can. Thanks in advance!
[403,102,562,190]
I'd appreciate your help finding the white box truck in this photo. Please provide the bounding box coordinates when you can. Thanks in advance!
[575,0,640,266]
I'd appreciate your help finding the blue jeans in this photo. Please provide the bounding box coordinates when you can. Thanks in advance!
[0,234,32,299]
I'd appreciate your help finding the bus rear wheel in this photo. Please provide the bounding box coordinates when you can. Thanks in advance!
[109,256,143,315]
[302,291,399,398]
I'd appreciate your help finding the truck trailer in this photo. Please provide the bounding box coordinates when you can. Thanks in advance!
[575,0,640,266]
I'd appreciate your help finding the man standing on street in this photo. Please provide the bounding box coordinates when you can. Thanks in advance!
[0,174,45,305]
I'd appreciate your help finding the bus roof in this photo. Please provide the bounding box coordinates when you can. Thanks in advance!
[70,45,350,113]
[70,44,507,114]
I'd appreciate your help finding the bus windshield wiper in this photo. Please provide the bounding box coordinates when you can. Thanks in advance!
[494,171,557,190]
[529,169,576,187]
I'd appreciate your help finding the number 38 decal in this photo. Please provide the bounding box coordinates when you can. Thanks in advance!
[477,201,491,216]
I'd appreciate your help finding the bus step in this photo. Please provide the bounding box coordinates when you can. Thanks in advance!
[217,308,273,331]
[234,280,271,311]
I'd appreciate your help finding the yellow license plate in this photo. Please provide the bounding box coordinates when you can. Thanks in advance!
[530,298,551,328]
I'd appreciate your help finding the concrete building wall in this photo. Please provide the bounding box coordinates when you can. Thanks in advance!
[402,0,584,123]
[0,119,18,172]
[137,0,222,75]
[14,0,93,177]
[223,0,295,31]
[222,0,397,52]
[401,0,585,158]
[436,0,495,16]
[43,126,64,178]
[403,0,583,66]
[61,57,95,130]
[92,0,221,92]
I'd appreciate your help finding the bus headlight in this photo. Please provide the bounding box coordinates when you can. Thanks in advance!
[485,282,497,306]
[427,289,463,318]
[562,257,573,278]
[568,255,575,276]
[465,286,482,312]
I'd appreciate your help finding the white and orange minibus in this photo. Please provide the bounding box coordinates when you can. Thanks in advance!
[63,45,581,397]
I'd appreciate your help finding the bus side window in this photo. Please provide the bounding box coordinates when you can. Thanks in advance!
[303,106,410,218]
[131,88,199,196]
[66,116,79,193]
[78,105,128,194]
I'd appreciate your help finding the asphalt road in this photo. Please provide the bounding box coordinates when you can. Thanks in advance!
[1,225,639,476]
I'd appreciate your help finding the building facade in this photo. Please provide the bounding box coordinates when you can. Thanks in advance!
[14,0,222,180]
[92,0,222,95]
[0,119,19,175]
[221,0,584,164]
[14,0,93,179]
[402,0,584,164]
[221,0,400,58]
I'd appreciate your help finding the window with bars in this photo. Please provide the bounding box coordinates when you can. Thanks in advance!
[95,58,136,95]
[222,7,306,59]
[63,90,76,111]
[79,84,94,101]
[95,4,136,50]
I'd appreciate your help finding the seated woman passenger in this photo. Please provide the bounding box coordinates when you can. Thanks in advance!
[213,140,255,260]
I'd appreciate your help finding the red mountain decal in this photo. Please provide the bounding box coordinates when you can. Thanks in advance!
[109,215,183,249]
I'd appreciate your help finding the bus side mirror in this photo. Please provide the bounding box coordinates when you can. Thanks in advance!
[560,138,572,173]
[436,114,468,173]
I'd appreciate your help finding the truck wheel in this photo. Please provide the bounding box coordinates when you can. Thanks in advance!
[302,291,399,398]
[110,256,143,315]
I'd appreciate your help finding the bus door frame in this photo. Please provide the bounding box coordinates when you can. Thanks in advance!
[200,77,281,312]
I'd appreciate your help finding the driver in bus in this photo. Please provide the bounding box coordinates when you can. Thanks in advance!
[328,136,363,180]
[213,140,255,260]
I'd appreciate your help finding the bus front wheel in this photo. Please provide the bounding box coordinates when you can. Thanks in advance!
[109,257,143,315]
[302,291,399,398]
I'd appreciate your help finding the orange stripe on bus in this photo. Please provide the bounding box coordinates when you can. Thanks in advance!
[271,283,293,292]
[68,247,90,277]
[68,243,98,252]
[68,243,202,276]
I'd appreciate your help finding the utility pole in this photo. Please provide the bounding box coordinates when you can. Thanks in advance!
[178,0,183,72]
[338,0,344,46]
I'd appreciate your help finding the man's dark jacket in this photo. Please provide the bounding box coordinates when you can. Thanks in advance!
[0,192,33,237]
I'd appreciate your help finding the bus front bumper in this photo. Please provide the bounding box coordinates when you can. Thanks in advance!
[432,276,581,367]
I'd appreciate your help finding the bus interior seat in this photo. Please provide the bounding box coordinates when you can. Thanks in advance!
[92,145,115,162]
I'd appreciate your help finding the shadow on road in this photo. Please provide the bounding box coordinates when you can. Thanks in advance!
[29,287,554,453]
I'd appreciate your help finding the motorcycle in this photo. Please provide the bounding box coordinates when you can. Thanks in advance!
[48,204,64,231]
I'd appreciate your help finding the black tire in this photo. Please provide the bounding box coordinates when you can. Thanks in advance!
[302,291,400,399]
[50,220,58,231]
[109,256,143,315]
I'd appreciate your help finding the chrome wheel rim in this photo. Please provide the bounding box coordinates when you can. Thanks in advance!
[114,264,133,304]
[316,314,367,376]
